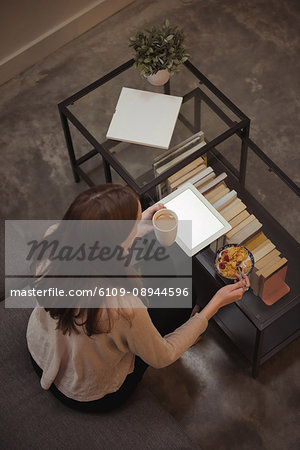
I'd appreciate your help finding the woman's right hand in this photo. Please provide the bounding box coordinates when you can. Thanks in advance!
[200,274,250,321]
[213,276,249,308]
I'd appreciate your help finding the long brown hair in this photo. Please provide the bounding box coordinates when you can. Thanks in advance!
[45,184,140,336]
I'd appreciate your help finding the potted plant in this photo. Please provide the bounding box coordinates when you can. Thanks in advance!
[129,20,190,86]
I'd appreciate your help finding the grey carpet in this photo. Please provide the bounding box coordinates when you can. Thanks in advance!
[0,302,198,450]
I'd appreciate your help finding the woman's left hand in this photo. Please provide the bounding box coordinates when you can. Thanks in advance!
[136,203,165,238]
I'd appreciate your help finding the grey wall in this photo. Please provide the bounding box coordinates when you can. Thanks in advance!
[0,0,135,85]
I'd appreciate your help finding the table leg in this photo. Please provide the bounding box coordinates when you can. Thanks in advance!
[252,328,264,378]
[102,157,112,183]
[194,90,201,133]
[59,110,80,183]
[140,194,152,210]
[239,124,250,189]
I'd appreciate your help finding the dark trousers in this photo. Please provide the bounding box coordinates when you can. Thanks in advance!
[30,305,193,413]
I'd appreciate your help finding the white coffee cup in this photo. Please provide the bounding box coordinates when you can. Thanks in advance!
[153,209,178,247]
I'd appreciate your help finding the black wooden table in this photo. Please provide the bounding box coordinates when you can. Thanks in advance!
[190,157,300,377]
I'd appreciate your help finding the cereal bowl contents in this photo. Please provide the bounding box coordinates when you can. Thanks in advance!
[215,244,254,280]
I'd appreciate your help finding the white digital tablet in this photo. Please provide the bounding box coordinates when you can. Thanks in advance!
[158,183,232,256]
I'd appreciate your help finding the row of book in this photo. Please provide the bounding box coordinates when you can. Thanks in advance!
[155,140,289,305]
[153,131,206,198]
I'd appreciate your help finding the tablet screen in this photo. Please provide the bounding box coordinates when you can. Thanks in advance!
[164,188,224,250]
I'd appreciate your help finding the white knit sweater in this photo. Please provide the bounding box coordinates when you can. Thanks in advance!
[26,298,208,402]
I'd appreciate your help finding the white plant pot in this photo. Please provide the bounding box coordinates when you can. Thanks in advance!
[146,69,170,86]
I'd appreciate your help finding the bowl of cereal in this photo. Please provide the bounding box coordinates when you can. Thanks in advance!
[215,244,254,281]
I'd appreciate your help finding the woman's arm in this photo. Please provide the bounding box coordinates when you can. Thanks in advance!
[124,276,250,369]
[124,305,208,369]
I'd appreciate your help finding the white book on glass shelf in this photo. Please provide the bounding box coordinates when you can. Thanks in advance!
[106,87,182,149]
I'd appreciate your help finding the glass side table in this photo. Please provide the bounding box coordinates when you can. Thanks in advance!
[58,59,250,202]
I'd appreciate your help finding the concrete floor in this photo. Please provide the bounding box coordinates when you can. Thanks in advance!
[1,0,299,449]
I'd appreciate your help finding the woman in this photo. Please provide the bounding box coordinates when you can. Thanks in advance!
[27,183,249,412]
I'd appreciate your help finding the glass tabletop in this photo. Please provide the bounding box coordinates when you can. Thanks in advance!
[67,60,245,191]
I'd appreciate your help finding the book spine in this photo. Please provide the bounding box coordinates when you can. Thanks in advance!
[252,241,276,262]
[204,183,228,202]
[198,172,227,194]
[168,163,206,190]
[167,158,205,185]
[185,169,215,189]
[220,200,246,221]
[153,131,204,166]
[229,210,250,229]
[226,214,256,239]
[227,220,263,245]
[213,190,237,211]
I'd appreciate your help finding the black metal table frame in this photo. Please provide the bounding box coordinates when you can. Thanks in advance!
[58,59,245,194]
[58,59,299,198]
[58,60,300,378]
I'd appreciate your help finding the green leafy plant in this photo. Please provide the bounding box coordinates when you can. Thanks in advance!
[129,20,190,76]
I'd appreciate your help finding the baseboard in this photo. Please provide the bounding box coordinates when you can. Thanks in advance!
[0,0,135,86]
